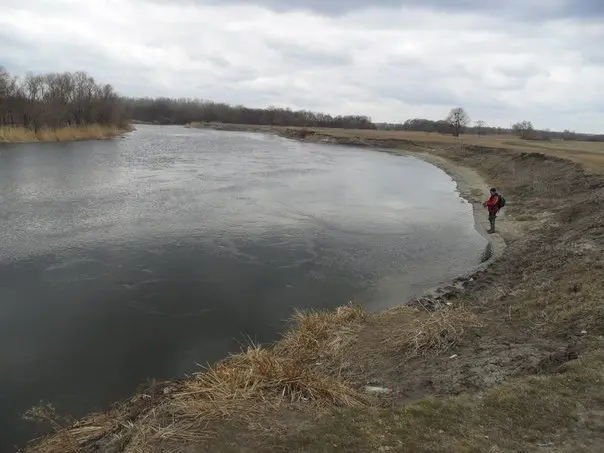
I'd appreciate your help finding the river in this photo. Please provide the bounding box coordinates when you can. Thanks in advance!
[0,125,486,450]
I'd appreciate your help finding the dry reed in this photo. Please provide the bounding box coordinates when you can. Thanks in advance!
[276,304,369,364]
[0,124,130,143]
[24,307,369,453]
[383,306,482,357]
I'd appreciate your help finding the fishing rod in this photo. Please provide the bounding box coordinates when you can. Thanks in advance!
[278,199,479,234]
[450,208,475,221]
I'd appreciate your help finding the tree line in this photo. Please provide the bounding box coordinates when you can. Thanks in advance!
[125,97,376,129]
[378,107,604,142]
[2,68,601,141]
[0,67,375,132]
[0,67,128,131]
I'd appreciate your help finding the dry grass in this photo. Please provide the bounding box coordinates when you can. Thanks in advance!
[307,128,604,173]
[20,304,489,452]
[22,404,81,453]
[29,343,604,453]
[296,127,604,151]
[0,124,131,143]
[276,304,369,364]
[510,259,604,335]
[372,305,483,358]
[386,306,482,357]
[118,345,367,451]
[122,300,480,450]
[198,123,604,173]
[188,343,367,407]
[24,308,369,453]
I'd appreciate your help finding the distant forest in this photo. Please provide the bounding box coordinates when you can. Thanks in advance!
[0,68,128,130]
[125,98,376,129]
[1,68,602,141]
[126,97,375,129]
[126,97,603,142]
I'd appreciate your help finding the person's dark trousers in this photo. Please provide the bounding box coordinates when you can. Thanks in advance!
[488,212,497,233]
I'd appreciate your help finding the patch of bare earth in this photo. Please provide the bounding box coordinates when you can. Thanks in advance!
[22,140,604,452]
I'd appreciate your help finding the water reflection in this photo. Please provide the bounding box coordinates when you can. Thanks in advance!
[0,126,485,450]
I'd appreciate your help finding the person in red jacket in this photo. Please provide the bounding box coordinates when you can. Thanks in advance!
[483,187,500,234]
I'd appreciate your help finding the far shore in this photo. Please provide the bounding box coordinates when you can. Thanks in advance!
[187,121,604,172]
[0,124,134,144]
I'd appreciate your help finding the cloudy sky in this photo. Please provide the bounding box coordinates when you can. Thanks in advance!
[1,0,603,132]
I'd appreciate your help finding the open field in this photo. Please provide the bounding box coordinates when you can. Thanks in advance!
[0,124,133,143]
[310,128,604,173]
[22,127,604,453]
[189,122,604,173]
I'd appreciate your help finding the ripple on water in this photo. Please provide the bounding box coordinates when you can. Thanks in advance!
[0,125,486,451]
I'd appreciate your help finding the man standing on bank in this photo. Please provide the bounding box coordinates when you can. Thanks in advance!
[483,187,505,234]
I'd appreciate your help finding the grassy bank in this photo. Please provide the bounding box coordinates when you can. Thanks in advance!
[311,128,604,173]
[0,124,133,143]
[21,128,604,452]
[189,122,604,173]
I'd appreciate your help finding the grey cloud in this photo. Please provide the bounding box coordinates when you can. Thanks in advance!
[352,60,466,107]
[379,85,463,107]
[205,56,232,69]
[0,34,99,76]
[363,56,534,110]
[585,49,604,65]
[495,63,542,79]
[384,56,475,80]
[372,57,521,107]
[190,84,291,108]
[3,0,603,132]
[265,39,353,67]
[197,0,604,20]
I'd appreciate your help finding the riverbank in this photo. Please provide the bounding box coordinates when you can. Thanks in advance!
[21,129,604,452]
[189,122,604,173]
[0,124,133,143]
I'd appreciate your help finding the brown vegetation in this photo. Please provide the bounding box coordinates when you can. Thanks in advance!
[271,126,604,173]
[186,123,604,172]
[382,306,482,357]
[0,68,129,143]
[0,124,131,143]
[127,98,375,129]
[22,307,371,453]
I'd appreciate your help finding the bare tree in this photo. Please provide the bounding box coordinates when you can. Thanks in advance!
[475,120,486,137]
[445,107,470,137]
[0,69,128,131]
[0,66,8,96]
[512,120,534,139]
[124,97,377,129]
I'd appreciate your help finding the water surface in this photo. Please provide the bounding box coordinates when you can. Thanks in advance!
[0,126,486,450]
